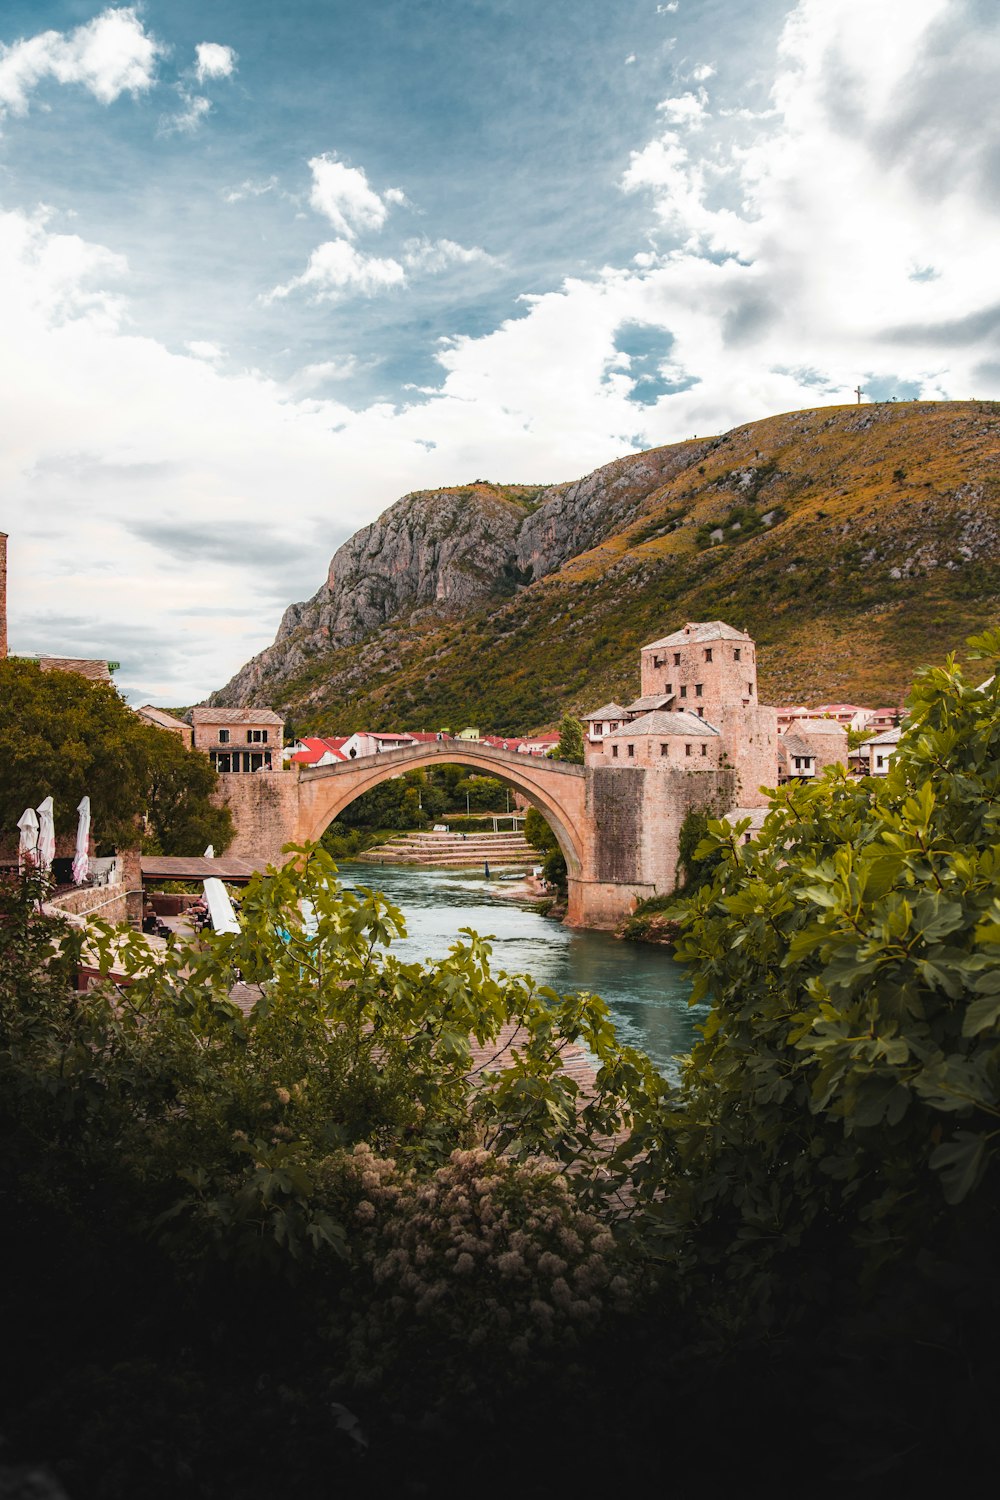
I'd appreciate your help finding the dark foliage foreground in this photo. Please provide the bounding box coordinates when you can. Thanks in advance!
[2,637,999,1497]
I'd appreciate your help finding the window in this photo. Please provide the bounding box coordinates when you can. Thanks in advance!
[680,685,687,698]
[627,743,635,758]
[611,744,619,759]
[673,652,681,666]
[794,757,802,769]
[665,683,672,695]
[697,708,704,718]
[660,743,669,757]
[701,744,707,757]
[218,728,230,744]
[685,743,692,757]
[695,683,703,697]
[748,682,753,695]
[247,729,270,744]
[609,721,619,731]
[734,647,741,662]
[704,648,713,662]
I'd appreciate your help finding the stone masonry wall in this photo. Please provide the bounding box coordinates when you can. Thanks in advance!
[718,704,779,807]
[589,766,645,883]
[48,882,129,926]
[585,762,735,907]
[213,769,302,867]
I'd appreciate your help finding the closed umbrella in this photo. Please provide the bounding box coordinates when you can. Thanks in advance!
[17,808,39,870]
[36,797,56,871]
[204,845,215,859]
[73,796,92,885]
[202,877,240,935]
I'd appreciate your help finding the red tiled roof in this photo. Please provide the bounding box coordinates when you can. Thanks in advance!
[291,736,349,765]
[480,735,525,750]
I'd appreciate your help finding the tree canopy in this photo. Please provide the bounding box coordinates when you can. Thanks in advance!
[554,712,585,764]
[0,658,232,854]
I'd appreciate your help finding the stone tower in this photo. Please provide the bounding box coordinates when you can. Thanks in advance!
[638,620,777,806]
[640,619,759,717]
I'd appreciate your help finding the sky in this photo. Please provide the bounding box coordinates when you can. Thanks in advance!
[1,0,997,705]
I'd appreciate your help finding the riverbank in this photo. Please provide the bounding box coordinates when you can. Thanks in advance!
[616,893,682,945]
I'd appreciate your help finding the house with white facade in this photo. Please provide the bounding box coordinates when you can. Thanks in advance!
[858,724,902,775]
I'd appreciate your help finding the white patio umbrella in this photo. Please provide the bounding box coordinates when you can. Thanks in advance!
[202,876,240,935]
[17,808,39,870]
[36,797,56,871]
[73,796,92,885]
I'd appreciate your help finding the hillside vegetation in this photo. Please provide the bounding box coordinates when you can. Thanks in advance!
[211,402,1000,733]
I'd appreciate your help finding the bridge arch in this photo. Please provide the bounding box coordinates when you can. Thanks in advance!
[295,742,587,877]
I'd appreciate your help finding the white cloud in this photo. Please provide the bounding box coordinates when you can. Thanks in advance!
[292,358,362,387]
[657,3,679,12]
[617,0,1000,399]
[0,5,161,118]
[655,89,709,126]
[307,154,397,239]
[159,91,211,135]
[402,237,497,273]
[194,42,237,82]
[625,54,637,65]
[186,340,224,361]
[222,176,278,204]
[266,238,406,302]
[690,63,715,81]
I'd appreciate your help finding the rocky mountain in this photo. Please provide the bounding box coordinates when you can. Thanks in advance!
[210,401,1000,732]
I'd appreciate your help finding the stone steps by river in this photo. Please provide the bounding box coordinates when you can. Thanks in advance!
[356,829,536,868]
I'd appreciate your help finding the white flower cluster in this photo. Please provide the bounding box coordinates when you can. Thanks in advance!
[337,1144,635,1392]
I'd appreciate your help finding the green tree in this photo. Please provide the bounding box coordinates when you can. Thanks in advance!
[524,806,557,854]
[524,806,566,890]
[553,713,584,764]
[144,729,235,855]
[0,658,231,854]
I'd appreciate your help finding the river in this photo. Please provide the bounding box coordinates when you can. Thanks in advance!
[336,860,706,1077]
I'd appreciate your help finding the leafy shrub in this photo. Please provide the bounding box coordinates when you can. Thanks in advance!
[619,631,1000,1325]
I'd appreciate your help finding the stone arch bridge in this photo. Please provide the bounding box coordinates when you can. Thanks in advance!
[216,740,733,929]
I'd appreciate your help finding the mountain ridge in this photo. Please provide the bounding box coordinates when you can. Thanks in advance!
[210,401,1000,733]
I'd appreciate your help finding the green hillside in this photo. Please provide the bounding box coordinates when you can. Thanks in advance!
[258,401,1000,735]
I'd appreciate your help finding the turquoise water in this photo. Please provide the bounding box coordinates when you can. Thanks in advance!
[336,860,705,1075]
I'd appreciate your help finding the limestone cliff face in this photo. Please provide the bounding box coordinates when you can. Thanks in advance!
[213,486,531,705]
[210,453,678,707]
